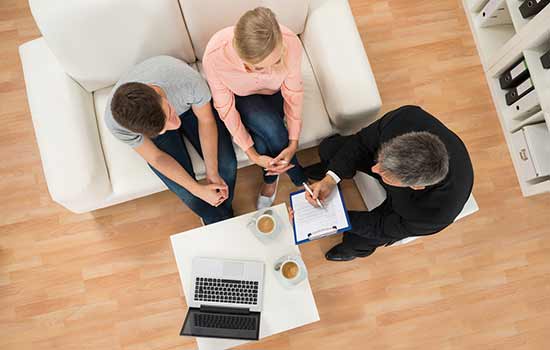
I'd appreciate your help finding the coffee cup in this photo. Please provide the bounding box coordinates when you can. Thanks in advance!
[274,255,306,285]
[280,260,300,280]
[248,210,278,238]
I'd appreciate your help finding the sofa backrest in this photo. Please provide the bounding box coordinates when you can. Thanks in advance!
[178,0,309,59]
[29,0,196,92]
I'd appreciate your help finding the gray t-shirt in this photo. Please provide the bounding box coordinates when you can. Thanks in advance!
[104,55,212,148]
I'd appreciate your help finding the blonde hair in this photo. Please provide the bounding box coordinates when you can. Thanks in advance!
[234,7,284,65]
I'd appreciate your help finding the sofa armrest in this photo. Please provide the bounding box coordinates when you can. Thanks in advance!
[19,38,112,213]
[301,0,382,130]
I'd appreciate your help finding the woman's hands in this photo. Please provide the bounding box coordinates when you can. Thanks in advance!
[267,140,298,176]
[246,142,298,176]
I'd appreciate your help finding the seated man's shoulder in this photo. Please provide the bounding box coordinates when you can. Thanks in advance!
[375,105,433,134]
[129,56,202,85]
[391,105,434,122]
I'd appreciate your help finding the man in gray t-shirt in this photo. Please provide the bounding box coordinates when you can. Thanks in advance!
[106,56,237,224]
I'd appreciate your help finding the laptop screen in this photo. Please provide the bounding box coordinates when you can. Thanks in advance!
[180,307,261,341]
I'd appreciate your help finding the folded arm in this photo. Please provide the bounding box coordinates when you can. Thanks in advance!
[192,102,218,177]
[135,139,226,206]
[135,138,200,193]
[327,118,384,179]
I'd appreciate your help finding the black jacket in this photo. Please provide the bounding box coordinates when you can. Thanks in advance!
[328,106,474,240]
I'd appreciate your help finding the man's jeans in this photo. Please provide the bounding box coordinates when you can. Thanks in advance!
[150,106,237,224]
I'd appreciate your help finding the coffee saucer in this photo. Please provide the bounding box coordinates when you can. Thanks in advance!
[247,209,280,243]
[273,255,308,288]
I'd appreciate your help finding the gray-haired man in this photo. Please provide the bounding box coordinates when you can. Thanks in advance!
[304,106,474,261]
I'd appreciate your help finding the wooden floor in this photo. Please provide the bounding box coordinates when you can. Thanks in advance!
[1,0,550,349]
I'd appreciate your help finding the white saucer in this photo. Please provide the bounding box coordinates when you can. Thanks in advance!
[273,255,308,288]
[248,209,281,243]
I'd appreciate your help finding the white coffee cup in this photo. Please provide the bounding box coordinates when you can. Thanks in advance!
[249,210,277,237]
[280,260,300,280]
[274,256,306,285]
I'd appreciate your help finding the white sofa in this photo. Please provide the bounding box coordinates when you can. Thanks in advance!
[19,0,381,213]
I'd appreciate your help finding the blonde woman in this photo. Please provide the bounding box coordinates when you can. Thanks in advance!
[203,7,307,209]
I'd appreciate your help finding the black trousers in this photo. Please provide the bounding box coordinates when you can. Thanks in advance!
[319,135,395,256]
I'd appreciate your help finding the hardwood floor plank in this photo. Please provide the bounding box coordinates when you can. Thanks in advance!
[1,0,550,349]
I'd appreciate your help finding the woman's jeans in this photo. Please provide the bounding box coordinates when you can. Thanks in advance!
[235,91,307,186]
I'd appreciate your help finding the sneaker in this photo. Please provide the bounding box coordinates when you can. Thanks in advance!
[256,176,279,210]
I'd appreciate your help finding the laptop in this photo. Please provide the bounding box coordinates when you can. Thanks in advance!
[180,257,265,340]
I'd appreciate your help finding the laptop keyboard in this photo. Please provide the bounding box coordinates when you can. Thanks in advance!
[194,313,256,330]
[194,278,259,305]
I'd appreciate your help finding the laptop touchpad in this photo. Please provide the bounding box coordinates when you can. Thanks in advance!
[223,262,244,279]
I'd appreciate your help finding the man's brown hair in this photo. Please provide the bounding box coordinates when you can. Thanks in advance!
[110,82,166,138]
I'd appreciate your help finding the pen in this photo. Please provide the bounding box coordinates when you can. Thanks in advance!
[303,182,324,208]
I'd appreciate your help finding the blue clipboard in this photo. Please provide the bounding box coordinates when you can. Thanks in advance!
[289,186,352,245]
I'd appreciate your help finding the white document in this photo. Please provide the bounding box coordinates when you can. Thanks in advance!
[290,186,350,244]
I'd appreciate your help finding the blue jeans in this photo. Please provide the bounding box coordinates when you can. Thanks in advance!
[149,106,237,224]
[235,91,307,186]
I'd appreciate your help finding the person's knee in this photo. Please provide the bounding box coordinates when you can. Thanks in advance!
[177,191,203,211]
[202,204,234,224]
[219,155,237,182]
[319,134,343,162]
[250,112,287,150]
[253,139,269,156]
[268,129,290,154]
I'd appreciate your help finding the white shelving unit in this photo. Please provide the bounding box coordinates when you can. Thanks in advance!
[463,0,550,196]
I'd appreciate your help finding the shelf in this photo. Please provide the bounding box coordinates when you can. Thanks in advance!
[509,110,546,133]
[471,15,516,68]
[524,44,550,112]
[463,0,550,196]
[488,71,541,123]
[484,62,550,196]
[489,4,550,76]
[501,116,550,194]
[468,0,489,12]
[506,0,530,32]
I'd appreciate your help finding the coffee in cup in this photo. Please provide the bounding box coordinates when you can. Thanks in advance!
[281,260,300,280]
[258,216,275,233]
[255,214,276,236]
[274,255,307,286]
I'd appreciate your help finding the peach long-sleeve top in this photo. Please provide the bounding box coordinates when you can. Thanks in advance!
[202,25,304,151]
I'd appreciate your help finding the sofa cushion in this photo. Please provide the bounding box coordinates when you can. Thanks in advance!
[178,0,309,59]
[29,0,196,92]
[93,49,331,199]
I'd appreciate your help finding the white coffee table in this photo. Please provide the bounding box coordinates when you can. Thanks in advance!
[170,203,320,350]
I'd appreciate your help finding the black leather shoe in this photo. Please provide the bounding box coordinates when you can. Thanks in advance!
[325,243,357,261]
[325,243,376,261]
[303,162,327,181]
